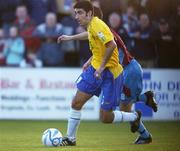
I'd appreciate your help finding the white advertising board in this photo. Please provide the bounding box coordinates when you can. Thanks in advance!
[137,69,180,120]
[0,68,100,120]
[0,68,180,120]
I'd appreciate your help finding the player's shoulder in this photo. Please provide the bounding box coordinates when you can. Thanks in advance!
[91,17,107,29]
[90,17,111,34]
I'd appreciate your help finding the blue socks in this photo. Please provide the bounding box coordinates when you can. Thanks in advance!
[137,121,150,138]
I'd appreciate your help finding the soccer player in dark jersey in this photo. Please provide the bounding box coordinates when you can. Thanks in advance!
[95,6,158,144]
[111,28,157,144]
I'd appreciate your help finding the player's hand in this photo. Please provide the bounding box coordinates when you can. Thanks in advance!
[57,35,72,43]
[94,67,104,79]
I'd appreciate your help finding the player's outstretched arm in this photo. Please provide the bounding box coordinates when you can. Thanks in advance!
[57,35,73,43]
[57,32,88,43]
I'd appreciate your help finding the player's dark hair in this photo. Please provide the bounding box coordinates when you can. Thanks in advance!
[74,0,94,15]
[93,6,103,19]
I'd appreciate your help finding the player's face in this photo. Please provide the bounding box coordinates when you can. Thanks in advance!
[74,8,91,27]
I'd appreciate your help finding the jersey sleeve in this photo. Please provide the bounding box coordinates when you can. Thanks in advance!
[92,20,114,45]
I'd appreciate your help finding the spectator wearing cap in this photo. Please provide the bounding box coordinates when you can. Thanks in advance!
[170,3,180,68]
[151,18,177,68]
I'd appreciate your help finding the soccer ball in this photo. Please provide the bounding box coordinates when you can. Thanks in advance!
[42,128,63,147]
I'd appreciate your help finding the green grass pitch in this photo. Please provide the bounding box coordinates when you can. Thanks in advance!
[0,120,180,151]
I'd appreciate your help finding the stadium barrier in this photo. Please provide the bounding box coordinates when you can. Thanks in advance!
[136,69,180,121]
[0,68,100,120]
[0,68,180,120]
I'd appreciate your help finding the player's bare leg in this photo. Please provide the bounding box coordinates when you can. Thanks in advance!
[100,105,141,126]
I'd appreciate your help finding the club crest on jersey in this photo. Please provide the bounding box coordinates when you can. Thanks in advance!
[97,32,106,42]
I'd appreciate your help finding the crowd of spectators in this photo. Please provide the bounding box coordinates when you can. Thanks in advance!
[0,0,179,68]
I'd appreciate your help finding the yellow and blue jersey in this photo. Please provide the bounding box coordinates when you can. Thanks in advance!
[87,17,123,79]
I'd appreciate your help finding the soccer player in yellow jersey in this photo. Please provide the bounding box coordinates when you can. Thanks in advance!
[57,1,141,146]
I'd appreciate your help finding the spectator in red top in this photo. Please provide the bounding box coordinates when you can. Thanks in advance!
[14,5,35,38]
[13,5,38,66]
[0,0,25,36]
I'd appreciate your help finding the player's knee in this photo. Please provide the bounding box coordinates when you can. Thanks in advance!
[71,100,82,110]
[71,99,83,110]
[100,115,112,123]
[100,111,113,123]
